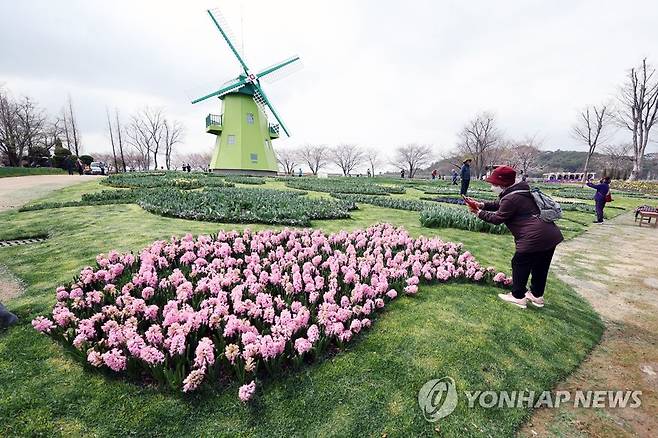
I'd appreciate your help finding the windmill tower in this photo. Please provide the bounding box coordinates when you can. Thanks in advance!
[191,9,301,175]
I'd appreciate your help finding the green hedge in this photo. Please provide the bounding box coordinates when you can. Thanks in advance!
[283,177,405,195]
[0,167,65,178]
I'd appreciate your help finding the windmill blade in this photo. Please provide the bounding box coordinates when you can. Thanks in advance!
[207,9,250,73]
[252,83,290,137]
[191,77,247,104]
[256,56,302,83]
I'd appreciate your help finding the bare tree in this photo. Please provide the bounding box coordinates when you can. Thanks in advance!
[364,148,383,176]
[125,113,153,170]
[617,58,658,180]
[106,107,119,173]
[66,95,81,155]
[457,112,500,178]
[297,144,329,175]
[0,89,46,166]
[330,144,365,176]
[140,107,165,169]
[163,119,184,170]
[390,143,433,178]
[511,139,542,176]
[174,151,212,171]
[276,147,298,175]
[572,104,611,183]
[601,143,633,179]
[115,109,127,172]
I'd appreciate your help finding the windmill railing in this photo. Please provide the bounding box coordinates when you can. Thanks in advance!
[269,123,280,136]
[206,114,223,128]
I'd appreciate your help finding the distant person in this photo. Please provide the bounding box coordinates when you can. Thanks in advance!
[452,169,458,185]
[460,158,472,195]
[465,165,563,309]
[431,169,438,180]
[520,170,527,182]
[187,164,191,173]
[400,169,405,179]
[76,158,84,175]
[586,176,611,224]
[367,169,372,178]
[298,168,303,177]
[64,156,73,175]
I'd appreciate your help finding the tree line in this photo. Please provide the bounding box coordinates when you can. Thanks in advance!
[0,85,186,172]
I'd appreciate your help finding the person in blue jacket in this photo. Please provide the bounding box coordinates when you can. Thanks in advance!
[586,176,611,223]
[460,158,472,195]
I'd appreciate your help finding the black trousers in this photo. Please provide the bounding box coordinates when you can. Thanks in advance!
[511,248,555,299]
[460,178,470,195]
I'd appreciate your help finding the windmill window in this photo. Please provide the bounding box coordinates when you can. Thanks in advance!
[246,113,254,124]
[250,153,258,163]
[227,135,236,145]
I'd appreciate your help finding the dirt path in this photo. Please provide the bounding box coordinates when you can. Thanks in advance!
[0,174,95,212]
[520,212,658,437]
[1,175,95,303]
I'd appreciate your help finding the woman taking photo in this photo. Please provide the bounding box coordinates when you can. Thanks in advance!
[586,176,611,224]
[465,166,563,309]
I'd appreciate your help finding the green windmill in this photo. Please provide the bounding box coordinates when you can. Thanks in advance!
[191,9,301,175]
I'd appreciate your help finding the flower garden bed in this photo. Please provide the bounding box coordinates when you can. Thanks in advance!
[102,172,234,190]
[283,178,405,195]
[32,224,511,401]
[419,208,509,234]
[331,193,509,234]
[138,187,355,226]
[223,176,266,185]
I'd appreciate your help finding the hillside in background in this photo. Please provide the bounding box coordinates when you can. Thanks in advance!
[423,150,658,180]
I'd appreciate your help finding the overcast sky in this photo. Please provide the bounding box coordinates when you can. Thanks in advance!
[1,0,657,169]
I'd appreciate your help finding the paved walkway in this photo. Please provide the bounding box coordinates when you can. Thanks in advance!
[521,212,658,437]
[0,174,95,212]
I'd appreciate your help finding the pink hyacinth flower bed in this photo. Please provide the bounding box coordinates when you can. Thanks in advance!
[32,224,511,401]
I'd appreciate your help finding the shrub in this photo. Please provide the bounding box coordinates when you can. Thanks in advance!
[32,224,512,398]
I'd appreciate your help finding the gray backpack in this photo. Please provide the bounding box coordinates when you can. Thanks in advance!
[502,188,562,223]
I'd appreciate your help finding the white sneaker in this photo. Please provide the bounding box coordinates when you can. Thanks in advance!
[525,291,545,308]
[497,293,527,309]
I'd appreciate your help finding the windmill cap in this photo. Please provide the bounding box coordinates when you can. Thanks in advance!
[463,158,472,163]
[485,166,516,187]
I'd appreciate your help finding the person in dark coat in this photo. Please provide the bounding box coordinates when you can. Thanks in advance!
[400,169,405,179]
[460,158,472,195]
[76,158,84,175]
[465,165,563,309]
[65,156,73,175]
[586,176,610,224]
[452,169,458,185]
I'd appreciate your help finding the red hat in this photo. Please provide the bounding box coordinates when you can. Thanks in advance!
[485,166,516,187]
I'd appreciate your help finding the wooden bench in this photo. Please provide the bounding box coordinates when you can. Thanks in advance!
[637,211,658,227]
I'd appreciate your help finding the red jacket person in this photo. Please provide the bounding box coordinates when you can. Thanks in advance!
[465,166,563,309]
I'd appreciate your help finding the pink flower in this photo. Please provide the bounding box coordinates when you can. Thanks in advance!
[386,289,398,299]
[141,287,155,300]
[307,324,319,343]
[182,367,206,392]
[87,350,103,367]
[194,337,215,368]
[32,316,55,333]
[294,337,312,355]
[493,272,506,283]
[102,348,127,372]
[238,381,256,402]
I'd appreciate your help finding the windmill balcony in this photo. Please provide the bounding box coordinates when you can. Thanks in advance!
[206,114,223,135]
[269,123,280,139]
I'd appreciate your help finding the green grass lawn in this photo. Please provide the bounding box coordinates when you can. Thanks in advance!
[1,177,647,436]
[0,167,65,178]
